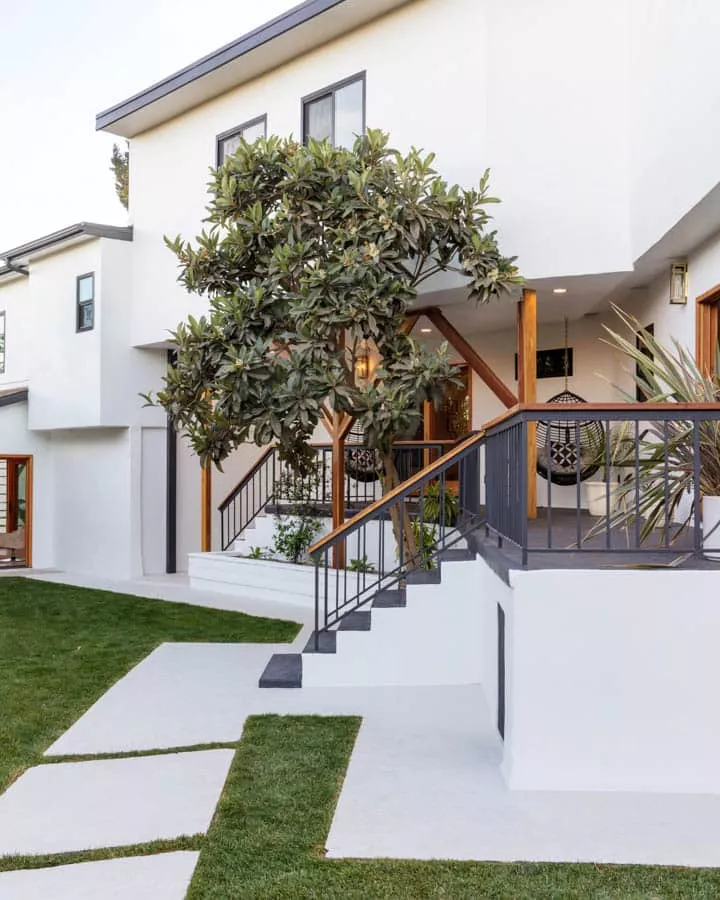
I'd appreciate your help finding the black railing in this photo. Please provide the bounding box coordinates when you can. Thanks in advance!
[309,432,486,638]
[484,403,720,565]
[218,440,456,550]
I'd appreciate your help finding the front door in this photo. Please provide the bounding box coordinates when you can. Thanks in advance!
[0,456,31,568]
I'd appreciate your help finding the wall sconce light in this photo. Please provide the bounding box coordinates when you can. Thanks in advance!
[355,349,370,380]
[669,262,688,305]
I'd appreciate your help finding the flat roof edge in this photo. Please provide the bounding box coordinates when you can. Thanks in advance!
[95,0,346,132]
[0,223,133,263]
[0,388,29,409]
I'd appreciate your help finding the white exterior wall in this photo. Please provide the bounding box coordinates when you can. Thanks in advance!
[501,565,720,793]
[127,0,669,348]
[51,428,142,581]
[629,1,720,257]
[27,242,103,430]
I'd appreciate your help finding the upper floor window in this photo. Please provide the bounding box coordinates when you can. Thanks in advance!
[0,311,5,374]
[76,273,95,332]
[302,73,365,147]
[216,115,267,165]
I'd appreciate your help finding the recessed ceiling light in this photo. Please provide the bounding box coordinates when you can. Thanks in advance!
[420,327,432,333]
[553,288,567,294]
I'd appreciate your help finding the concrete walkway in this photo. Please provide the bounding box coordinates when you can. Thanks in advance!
[5,572,720,895]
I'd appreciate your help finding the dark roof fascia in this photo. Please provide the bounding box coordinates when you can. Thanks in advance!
[0,223,133,264]
[95,0,347,132]
[0,388,28,409]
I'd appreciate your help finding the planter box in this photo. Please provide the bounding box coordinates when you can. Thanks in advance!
[189,552,378,610]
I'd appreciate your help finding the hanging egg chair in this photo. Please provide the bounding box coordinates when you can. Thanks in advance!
[536,389,604,485]
[535,318,604,486]
[345,420,382,483]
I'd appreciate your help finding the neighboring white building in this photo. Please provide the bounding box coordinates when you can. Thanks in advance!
[3,0,720,578]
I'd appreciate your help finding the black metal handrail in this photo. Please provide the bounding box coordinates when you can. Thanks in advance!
[309,432,486,639]
[484,402,720,565]
[218,440,460,551]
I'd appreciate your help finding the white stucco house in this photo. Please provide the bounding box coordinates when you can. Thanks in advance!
[3,0,720,794]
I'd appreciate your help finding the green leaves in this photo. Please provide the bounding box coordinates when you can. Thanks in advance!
[151,129,519,469]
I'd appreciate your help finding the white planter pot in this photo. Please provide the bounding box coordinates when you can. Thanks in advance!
[702,495,720,559]
[584,481,616,517]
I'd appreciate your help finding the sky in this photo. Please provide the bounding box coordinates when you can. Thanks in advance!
[0,0,297,251]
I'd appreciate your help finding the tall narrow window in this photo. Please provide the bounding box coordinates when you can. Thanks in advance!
[302,73,365,147]
[76,273,95,332]
[216,115,267,165]
[0,311,5,374]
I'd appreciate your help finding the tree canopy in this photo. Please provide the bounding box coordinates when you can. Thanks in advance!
[110,143,129,210]
[152,129,521,475]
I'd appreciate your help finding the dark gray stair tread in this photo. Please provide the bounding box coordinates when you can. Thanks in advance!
[372,588,407,608]
[258,653,302,688]
[405,567,442,585]
[438,548,475,562]
[303,630,337,654]
[338,611,372,631]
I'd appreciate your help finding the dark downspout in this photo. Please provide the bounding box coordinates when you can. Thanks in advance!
[165,350,177,574]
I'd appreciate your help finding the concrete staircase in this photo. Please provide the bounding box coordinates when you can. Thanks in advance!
[259,548,492,688]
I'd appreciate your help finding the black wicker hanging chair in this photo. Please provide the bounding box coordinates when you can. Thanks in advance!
[345,421,382,483]
[536,389,604,486]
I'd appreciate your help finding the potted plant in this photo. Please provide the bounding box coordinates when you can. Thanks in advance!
[598,306,720,555]
[584,421,637,517]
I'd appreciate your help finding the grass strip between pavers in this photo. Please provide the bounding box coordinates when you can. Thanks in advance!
[185,716,720,900]
[0,577,300,792]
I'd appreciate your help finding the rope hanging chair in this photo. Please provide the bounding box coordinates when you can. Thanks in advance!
[345,420,382,483]
[535,319,604,486]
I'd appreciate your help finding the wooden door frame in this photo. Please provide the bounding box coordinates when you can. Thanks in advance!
[0,454,32,568]
[696,285,720,377]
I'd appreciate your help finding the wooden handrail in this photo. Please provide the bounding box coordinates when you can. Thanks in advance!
[308,430,485,556]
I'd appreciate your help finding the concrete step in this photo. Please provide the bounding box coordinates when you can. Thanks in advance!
[258,653,302,688]
[338,610,372,631]
[372,588,407,608]
[303,630,337,654]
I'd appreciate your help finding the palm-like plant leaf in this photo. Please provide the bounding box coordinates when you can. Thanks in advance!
[590,305,720,544]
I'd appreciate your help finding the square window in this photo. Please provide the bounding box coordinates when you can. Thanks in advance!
[76,273,95,332]
[217,115,267,165]
[302,73,365,147]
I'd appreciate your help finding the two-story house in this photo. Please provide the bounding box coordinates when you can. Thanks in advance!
[2,0,720,582]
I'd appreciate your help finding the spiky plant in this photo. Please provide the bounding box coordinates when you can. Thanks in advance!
[595,305,720,543]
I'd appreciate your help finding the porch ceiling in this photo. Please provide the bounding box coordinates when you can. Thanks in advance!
[413,271,629,337]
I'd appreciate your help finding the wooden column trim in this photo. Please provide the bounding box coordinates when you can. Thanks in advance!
[424,308,517,408]
[518,288,537,519]
[24,456,33,569]
[201,463,212,552]
[696,285,720,377]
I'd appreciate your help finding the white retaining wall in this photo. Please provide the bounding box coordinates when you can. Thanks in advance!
[500,564,720,793]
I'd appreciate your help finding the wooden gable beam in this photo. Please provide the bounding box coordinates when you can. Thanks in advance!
[421,307,518,409]
[517,288,538,519]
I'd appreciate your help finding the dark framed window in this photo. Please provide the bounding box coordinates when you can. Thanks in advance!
[76,272,95,332]
[636,323,654,401]
[302,72,365,147]
[514,347,574,380]
[0,310,5,374]
[216,114,267,165]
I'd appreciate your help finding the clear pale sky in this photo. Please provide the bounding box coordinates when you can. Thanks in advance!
[0,0,297,251]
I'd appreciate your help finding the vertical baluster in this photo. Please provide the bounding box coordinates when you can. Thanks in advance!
[663,420,670,548]
[440,469,446,548]
[362,523,367,594]
[314,562,320,651]
[575,420,582,550]
[693,416,702,555]
[379,514,385,579]
[605,418,611,550]
[634,420,641,548]
[546,416,552,549]
[324,549,329,630]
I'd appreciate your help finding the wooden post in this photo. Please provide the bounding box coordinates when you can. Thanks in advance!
[201,462,212,552]
[517,288,538,519]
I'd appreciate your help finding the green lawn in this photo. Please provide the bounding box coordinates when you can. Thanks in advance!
[0,577,299,791]
[2,578,720,897]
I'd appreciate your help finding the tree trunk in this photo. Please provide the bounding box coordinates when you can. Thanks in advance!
[380,450,418,570]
